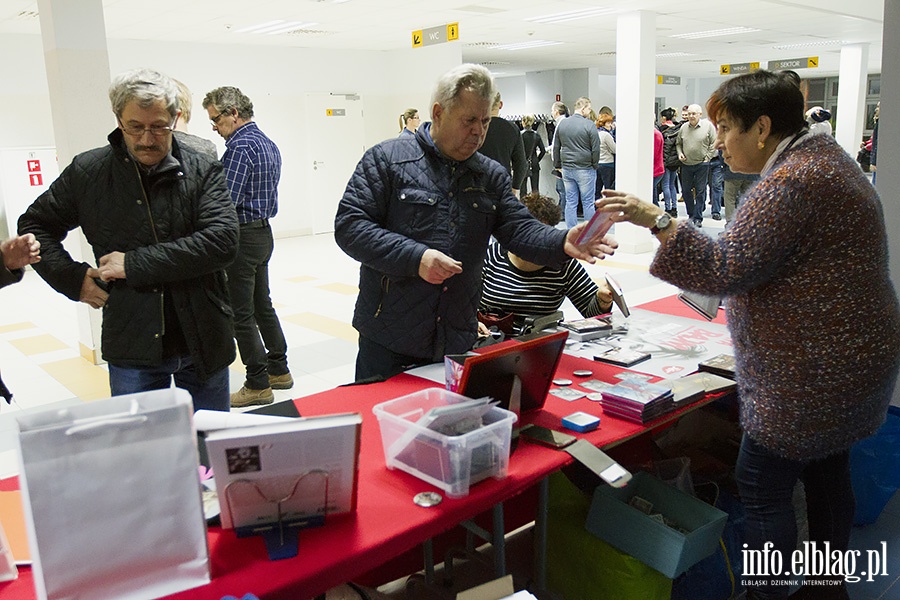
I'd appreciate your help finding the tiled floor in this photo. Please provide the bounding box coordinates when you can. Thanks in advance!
[1,204,899,599]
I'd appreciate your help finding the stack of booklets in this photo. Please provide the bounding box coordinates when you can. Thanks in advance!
[600,379,675,424]
[559,315,612,341]
[698,354,737,379]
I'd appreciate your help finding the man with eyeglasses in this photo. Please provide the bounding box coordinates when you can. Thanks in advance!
[18,68,239,412]
[202,86,292,408]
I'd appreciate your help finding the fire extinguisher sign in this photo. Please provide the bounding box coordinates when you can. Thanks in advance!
[27,159,42,186]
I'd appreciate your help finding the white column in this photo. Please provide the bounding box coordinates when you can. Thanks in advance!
[882,1,900,406]
[37,0,111,364]
[835,43,869,158]
[614,10,656,254]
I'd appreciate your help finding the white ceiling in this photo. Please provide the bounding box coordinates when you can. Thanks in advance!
[0,0,885,79]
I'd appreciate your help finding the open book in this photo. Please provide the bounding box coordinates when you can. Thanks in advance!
[205,412,362,530]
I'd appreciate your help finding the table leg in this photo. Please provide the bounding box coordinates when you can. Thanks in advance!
[534,476,549,591]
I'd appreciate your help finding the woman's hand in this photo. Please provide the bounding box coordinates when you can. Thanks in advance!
[596,281,614,311]
[595,190,664,229]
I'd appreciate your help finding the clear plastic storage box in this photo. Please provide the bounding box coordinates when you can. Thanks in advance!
[372,388,517,497]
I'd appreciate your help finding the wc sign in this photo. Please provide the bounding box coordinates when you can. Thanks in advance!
[27,159,42,186]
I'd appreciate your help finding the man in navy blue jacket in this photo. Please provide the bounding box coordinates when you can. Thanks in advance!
[335,64,617,381]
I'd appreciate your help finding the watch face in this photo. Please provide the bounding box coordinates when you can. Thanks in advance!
[656,213,672,229]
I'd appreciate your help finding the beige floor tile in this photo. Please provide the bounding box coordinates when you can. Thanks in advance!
[284,312,358,342]
[9,334,68,356]
[0,322,35,333]
[41,357,110,401]
[316,282,359,295]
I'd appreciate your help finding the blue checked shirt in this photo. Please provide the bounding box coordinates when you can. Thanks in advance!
[222,121,282,224]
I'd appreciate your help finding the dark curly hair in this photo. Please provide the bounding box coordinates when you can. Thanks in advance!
[521,192,561,226]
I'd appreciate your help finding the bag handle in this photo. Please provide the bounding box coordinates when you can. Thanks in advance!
[64,398,149,436]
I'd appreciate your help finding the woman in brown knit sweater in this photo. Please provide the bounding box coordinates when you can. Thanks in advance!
[597,70,900,600]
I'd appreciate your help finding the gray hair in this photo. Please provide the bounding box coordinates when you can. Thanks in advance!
[431,64,495,112]
[202,86,255,120]
[108,68,179,119]
[574,97,591,111]
[552,101,568,117]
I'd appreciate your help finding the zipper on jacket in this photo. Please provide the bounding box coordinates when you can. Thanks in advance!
[131,160,165,337]
[374,275,390,318]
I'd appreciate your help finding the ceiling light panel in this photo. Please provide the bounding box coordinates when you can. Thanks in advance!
[526,7,615,25]
[235,20,319,35]
[494,40,563,51]
[771,39,845,49]
[671,26,761,40]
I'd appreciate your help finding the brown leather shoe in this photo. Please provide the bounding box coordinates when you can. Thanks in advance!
[268,373,294,390]
[230,386,274,408]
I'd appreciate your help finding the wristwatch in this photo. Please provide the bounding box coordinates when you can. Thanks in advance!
[650,212,672,235]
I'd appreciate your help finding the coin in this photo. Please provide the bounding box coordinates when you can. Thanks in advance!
[552,378,573,386]
[573,369,593,377]
[413,491,443,507]
[586,393,604,402]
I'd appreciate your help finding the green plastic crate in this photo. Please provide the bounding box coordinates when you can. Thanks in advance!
[586,471,727,578]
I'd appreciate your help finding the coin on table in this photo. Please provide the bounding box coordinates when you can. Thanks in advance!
[573,369,593,377]
[586,393,605,402]
[552,378,573,386]
[413,491,443,507]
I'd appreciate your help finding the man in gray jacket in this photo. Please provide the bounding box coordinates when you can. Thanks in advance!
[553,97,601,227]
[335,65,616,381]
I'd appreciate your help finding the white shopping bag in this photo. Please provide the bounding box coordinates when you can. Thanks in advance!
[15,388,210,600]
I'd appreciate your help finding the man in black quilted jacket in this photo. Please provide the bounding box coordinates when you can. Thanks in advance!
[335,64,617,381]
[19,68,239,412]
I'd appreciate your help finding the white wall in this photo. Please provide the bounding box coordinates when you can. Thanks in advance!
[0,34,460,238]
[495,76,526,114]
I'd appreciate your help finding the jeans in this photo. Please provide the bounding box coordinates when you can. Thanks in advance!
[652,173,664,206]
[596,163,615,196]
[228,223,289,390]
[736,434,854,599]
[708,159,725,216]
[562,167,597,227]
[355,335,430,381]
[555,175,566,209]
[662,168,679,211]
[680,162,710,221]
[109,356,230,412]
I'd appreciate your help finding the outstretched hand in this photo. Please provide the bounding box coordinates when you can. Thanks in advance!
[0,234,41,270]
[564,224,618,264]
[594,190,662,229]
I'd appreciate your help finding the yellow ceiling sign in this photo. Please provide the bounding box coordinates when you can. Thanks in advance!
[447,22,459,41]
[412,30,423,48]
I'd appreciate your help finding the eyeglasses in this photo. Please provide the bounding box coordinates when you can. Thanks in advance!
[209,111,230,125]
[119,119,176,137]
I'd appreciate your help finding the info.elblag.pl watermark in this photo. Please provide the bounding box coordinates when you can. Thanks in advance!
[741,541,889,585]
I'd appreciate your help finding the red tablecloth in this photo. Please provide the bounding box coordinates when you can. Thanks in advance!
[1,298,725,600]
